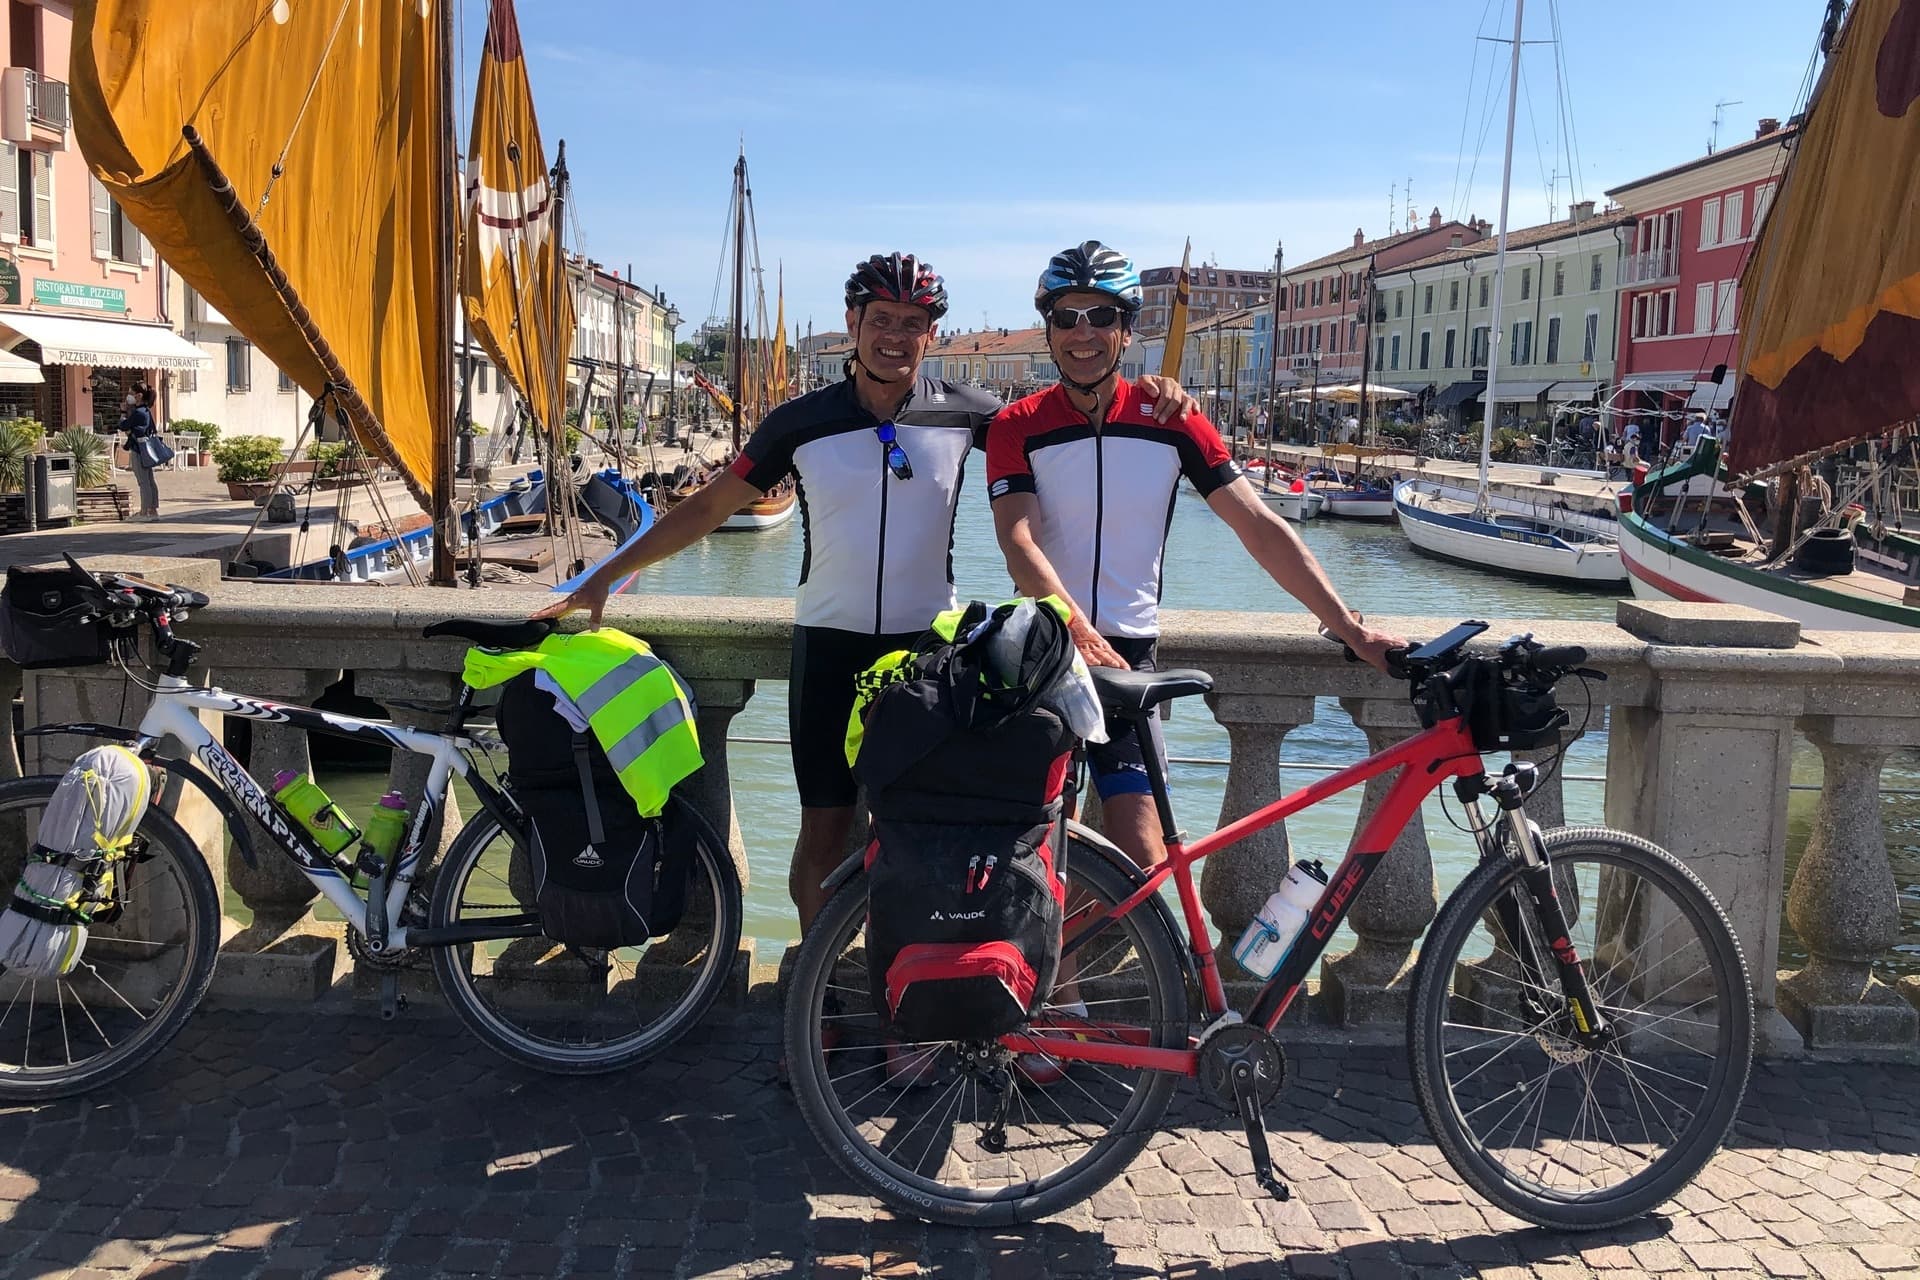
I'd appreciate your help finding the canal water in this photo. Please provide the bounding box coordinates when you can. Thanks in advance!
[318,473,1920,969]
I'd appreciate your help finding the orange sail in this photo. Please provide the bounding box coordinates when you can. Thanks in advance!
[1160,239,1193,381]
[462,0,574,444]
[71,0,452,509]
[1728,0,1920,473]
[771,267,789,403]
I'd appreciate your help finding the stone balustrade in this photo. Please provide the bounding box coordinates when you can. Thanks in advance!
[13,555,1920,1059]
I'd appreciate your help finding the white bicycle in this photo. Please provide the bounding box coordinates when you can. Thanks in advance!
[0,559,742,1098]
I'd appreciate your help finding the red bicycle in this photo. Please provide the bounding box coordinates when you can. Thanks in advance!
[784,622,1755,1229]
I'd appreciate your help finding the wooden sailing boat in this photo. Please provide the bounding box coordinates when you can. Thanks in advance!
[1389,0,1625,580]
[1616,0,1920,629]
[717,150,796,532]
[73,0,636,587]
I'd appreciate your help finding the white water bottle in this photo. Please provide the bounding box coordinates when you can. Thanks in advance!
[1232,859,1330,980]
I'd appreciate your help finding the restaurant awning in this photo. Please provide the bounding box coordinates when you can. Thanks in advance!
[1486,378,1560,402]
[0,347,43,385]
[1687,379,1735,410]
[1433,379,1484,410]
[1616,373,1698,393]
[0,313,209,370]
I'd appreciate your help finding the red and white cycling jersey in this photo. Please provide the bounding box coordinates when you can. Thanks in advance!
[986,379,1239,638]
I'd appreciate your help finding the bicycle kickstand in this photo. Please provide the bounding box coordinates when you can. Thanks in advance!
[379,972,408,1021]
[1230,1062,1290,1202]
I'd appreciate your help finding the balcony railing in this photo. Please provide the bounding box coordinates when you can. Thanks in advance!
[1620,245,1680,286]
[24,70,67,132]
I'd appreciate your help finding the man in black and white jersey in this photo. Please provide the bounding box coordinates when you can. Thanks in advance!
[540,252,1198,930]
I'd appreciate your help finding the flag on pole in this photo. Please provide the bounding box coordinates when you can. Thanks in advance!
[1161,239,1192,381]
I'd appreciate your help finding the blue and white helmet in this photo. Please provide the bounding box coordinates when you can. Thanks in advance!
[1034,241,1142,318]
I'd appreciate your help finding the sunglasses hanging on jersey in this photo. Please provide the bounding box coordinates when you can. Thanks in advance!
[876,421,912,480]
[1047,304,1124,331]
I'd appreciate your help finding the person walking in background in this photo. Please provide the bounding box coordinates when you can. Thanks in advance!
[121,383,163,521]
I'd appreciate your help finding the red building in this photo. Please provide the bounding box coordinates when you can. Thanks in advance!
[1275,210,1487,389]
[1605,119,1796,447]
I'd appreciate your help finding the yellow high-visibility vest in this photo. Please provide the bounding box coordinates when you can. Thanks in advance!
[464,630,702,818]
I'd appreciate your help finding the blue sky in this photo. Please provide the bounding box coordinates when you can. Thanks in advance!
[477,0,1825,338]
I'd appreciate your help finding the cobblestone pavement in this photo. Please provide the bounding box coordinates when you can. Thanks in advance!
[3,1006,1919,1280]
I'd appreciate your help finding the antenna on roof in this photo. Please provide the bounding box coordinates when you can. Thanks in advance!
[1709,98,1743,154]
[1405,175,1415,236]
[1387,181,1397,234]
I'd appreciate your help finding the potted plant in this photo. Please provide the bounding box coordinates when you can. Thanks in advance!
[306,440,351,490]
[50,428,111,491]
[171,417,220,468]
[211,434,284,501]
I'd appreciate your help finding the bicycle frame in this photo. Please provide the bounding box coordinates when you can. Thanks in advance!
[1003,712,1485,1075]
[116,675,524,951]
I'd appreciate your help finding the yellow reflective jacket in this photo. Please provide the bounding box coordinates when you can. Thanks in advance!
[464,630,702,818]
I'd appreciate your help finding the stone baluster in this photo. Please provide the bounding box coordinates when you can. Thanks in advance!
[682,678,754,893]
[1604,600,1821,1055]
[215,665,344,1000]
[1200,691,1314,978]
[1320,697,1437,1025]
[1777,717,1918,1050]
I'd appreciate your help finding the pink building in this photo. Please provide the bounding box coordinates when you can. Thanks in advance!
[1605,119,1795,448]
[0,0,205,432]
[1274,210,1487,389]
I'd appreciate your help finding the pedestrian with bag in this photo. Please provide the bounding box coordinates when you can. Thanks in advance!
[121,384,170,521]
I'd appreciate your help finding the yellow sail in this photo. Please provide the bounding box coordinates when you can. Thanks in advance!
[1161,239,1193,381]
[770,268,788,403]
[461,0,574,444]
[72,0,452,509]
[1728,0,1920,474]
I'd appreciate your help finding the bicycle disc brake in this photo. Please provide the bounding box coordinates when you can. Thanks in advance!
[1198,1024,1290,1201]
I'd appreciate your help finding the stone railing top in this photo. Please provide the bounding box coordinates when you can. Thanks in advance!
[1617,599,1802,650]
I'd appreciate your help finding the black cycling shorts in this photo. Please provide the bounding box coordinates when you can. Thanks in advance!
[1087,635,1170,800]
[789,624,921,809]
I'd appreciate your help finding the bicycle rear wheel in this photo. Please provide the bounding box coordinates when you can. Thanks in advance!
[783,833,1188,1225]
[429,794,742,1074]
[0,774,219,1100]
[1409,825,1754,1230]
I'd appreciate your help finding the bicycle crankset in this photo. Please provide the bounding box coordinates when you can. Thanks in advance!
[1198,1023,1292,1201]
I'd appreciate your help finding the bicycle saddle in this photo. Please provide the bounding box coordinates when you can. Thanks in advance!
[1089,666,1213,716]
[422,617,554,649]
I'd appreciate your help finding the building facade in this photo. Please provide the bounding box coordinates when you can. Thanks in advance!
[1138,262,1273,337]
[570,259,680,425]
[1605,120,1794,445]
[1371,202,1627,426]
[0,1,208,435]
[1271,211,1487,395]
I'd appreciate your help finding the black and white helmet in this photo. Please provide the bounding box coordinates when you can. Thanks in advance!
[1034,241,1143,317]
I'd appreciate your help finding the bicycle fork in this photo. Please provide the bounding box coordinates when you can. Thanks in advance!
[1459,766,1612,1046]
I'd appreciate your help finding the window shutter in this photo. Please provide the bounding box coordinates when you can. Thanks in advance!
[31,151,52,249]
[90,175,111,260]
[0,143,19,243]
[137,223,153,268]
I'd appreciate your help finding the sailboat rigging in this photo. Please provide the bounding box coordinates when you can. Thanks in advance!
[715,148,796,532]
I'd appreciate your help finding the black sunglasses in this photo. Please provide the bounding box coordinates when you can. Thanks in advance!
[876,421,912,480]
[1048,305,1124,331]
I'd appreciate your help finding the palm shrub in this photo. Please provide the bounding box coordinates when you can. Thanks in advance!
[0,420,39,493]
[50,428,110,489]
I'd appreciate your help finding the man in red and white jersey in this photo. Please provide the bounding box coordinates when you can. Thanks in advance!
[988,241,1402,873]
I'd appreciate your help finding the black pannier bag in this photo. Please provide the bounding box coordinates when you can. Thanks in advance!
[0,563,112,669]
[853,600,1079,1041]
[496,672,695,947]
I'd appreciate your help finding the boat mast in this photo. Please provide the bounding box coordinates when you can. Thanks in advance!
[430,0,459,586]
[730,150,746,453]
[1478,0,1525,511]
[1263,240,1283,485]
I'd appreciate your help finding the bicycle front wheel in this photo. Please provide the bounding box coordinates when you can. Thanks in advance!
[0,774,220,1100]
[783,832,1189,1226]
[1409,825,1754,1230]
[429,794,743,1074]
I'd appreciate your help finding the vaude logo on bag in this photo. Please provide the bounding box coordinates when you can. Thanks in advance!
[930,908,987,922]
[573,847,605,869]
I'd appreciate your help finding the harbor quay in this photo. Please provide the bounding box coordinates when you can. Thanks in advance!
[1,560,1919,1276]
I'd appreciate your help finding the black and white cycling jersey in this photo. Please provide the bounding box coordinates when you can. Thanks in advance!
[730,376,1003,633]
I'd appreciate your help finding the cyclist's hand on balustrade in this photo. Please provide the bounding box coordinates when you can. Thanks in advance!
[1068,613,1128,668]
[530,575,608,629]
[1347,624,1407,676]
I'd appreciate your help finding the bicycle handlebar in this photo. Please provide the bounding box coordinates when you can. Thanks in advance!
[1318,617,1599,689]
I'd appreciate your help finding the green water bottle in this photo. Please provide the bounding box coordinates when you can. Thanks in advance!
[271,770,362,858]
[354,791,411,891]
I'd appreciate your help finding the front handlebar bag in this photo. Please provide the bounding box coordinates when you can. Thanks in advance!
[0,564,110,669]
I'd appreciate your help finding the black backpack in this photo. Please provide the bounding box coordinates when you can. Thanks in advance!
[854,601,1078,1042]
[496,672,696,948]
